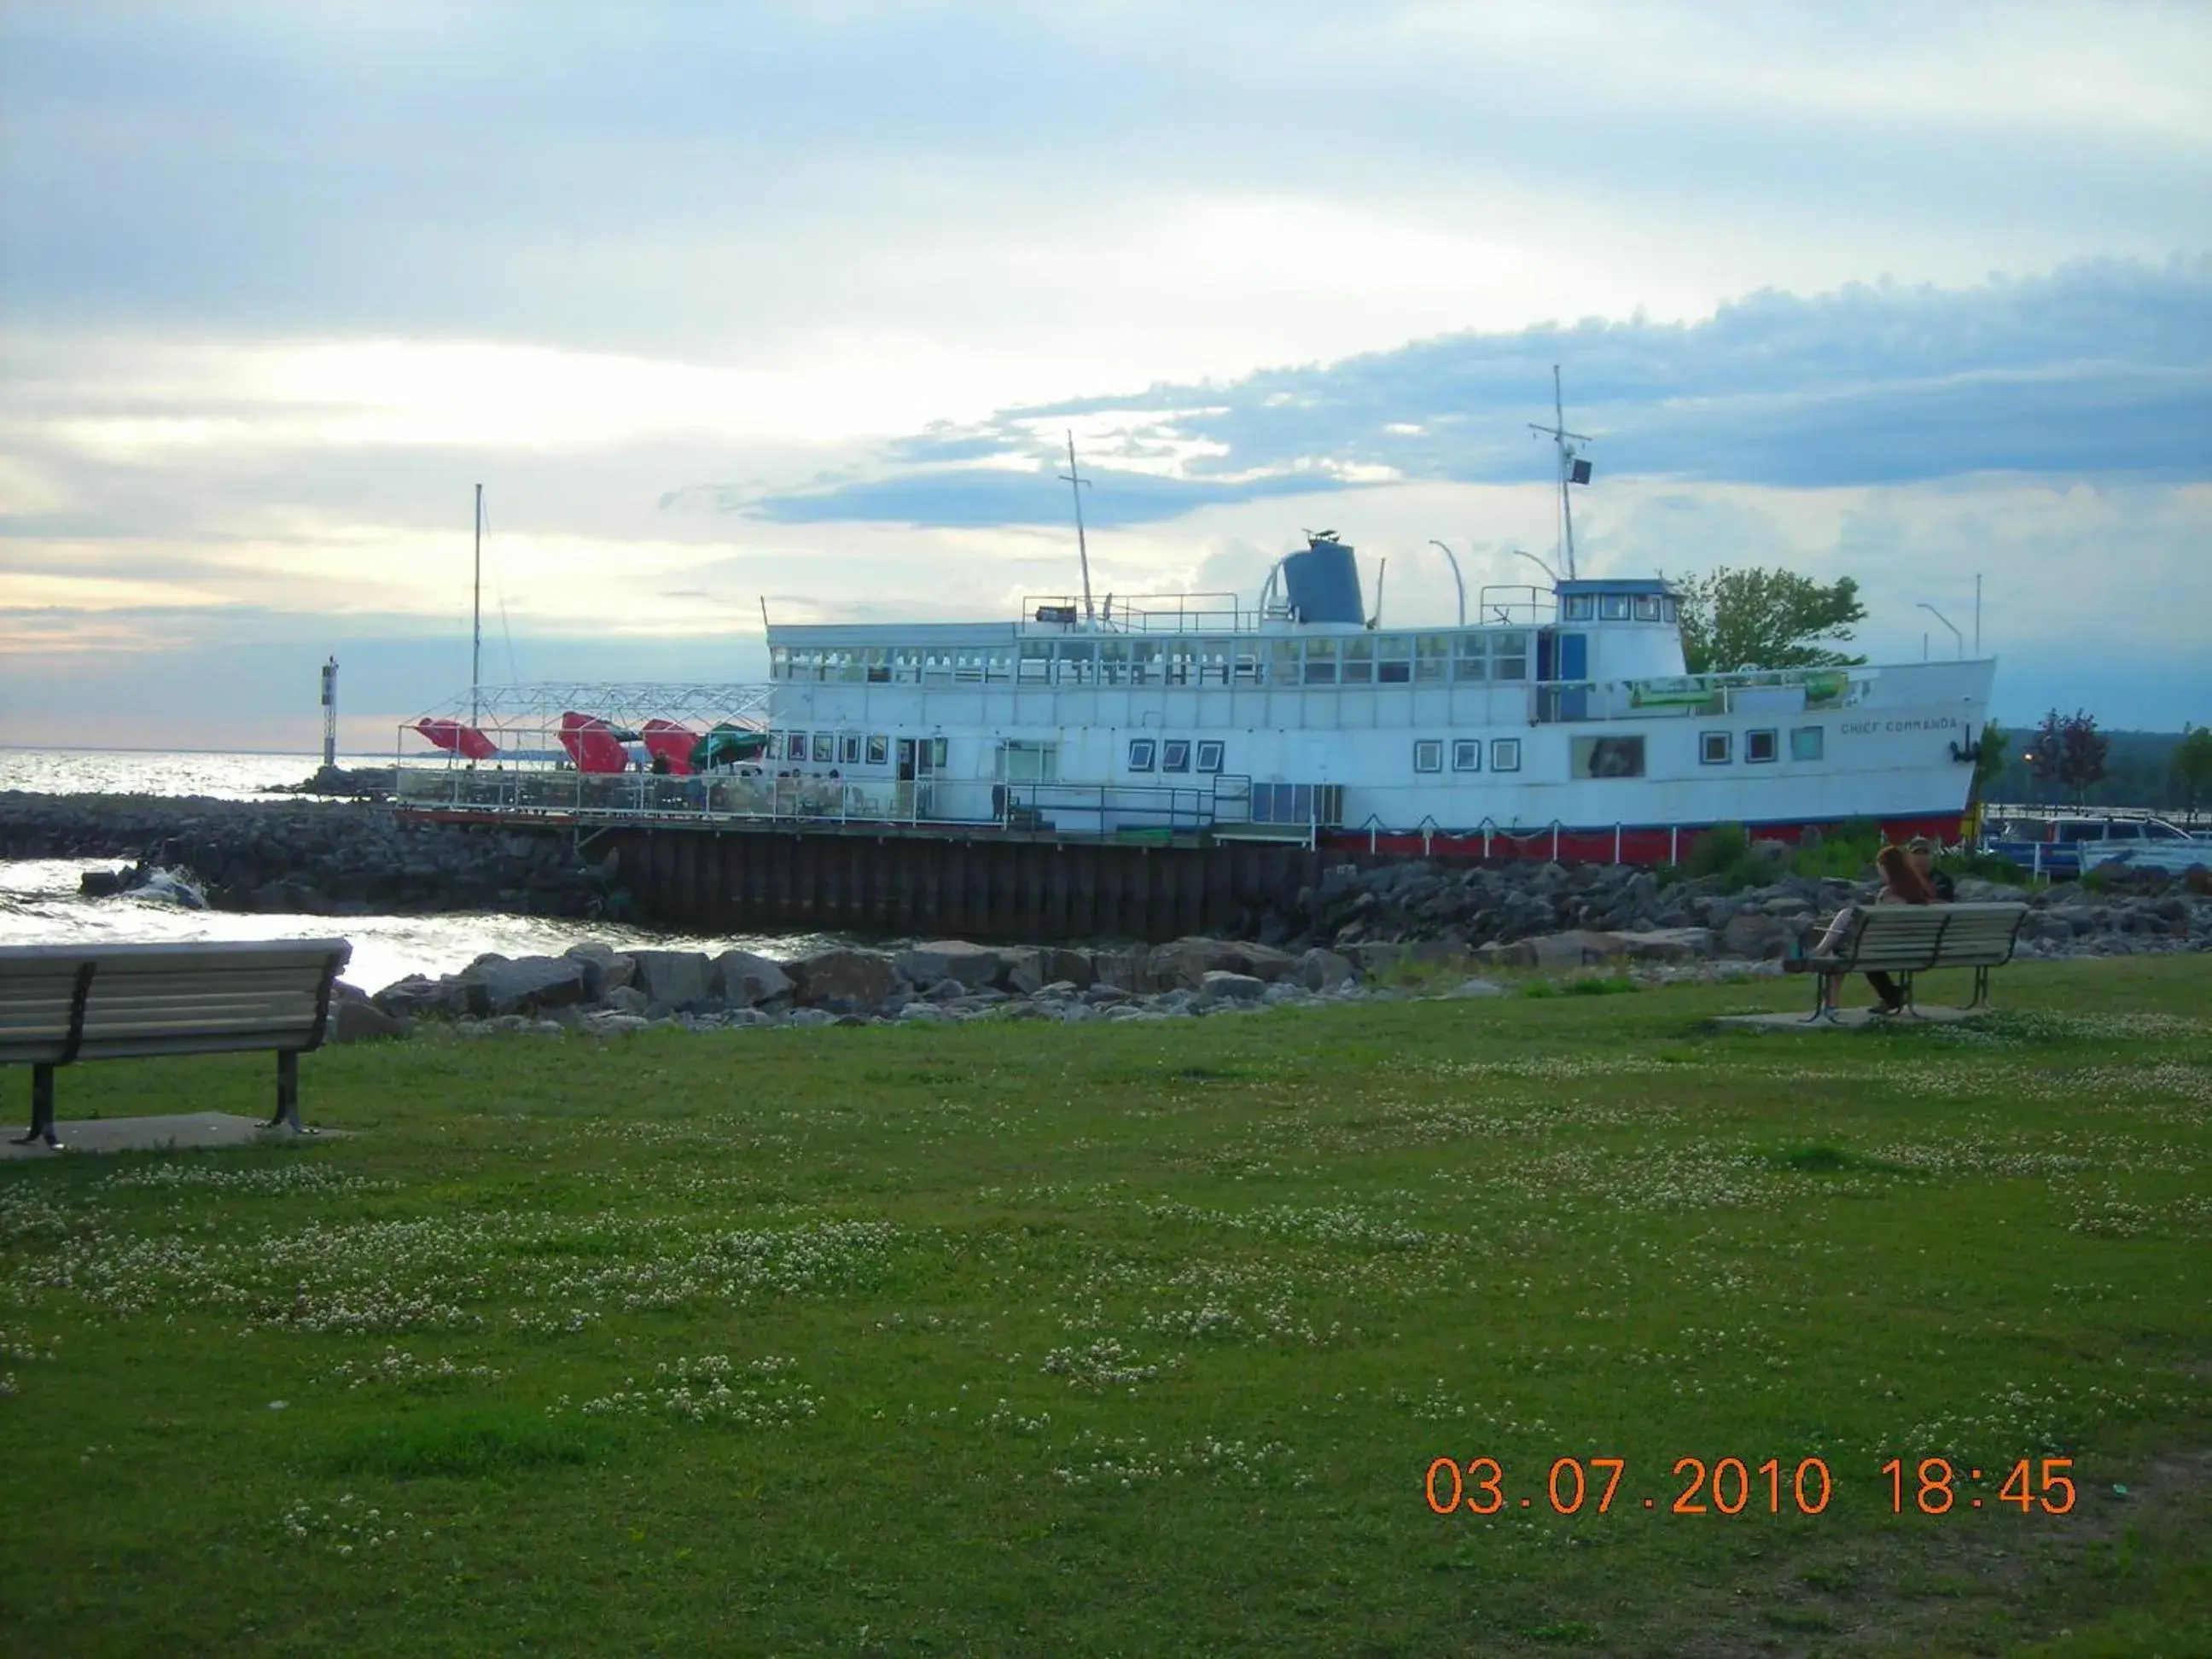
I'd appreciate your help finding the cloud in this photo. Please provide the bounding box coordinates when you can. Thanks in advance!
[728,259,2212,527]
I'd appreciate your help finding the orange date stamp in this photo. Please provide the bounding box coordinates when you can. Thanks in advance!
[1424,1456,2080,1516]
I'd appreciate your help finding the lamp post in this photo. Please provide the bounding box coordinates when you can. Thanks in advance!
[1918,602,1963,659]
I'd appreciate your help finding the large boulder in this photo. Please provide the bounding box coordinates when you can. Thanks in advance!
[1607,928,1714,962]
[463,954,591,1016]
[788,947,905,1011]
[1149,936,1249,989]
[1198,969,1266,1003]
[626,950,713,1007]
[893,940,1009,991]
[1295,946,1357,991]
[713,950,795,1007]
[372,974,471,1020]
[1226,941,1299,983]
[563,941,636,999]
[1718,911,1799,961]
[331,999,407,1042]
[1498,929,1620,970]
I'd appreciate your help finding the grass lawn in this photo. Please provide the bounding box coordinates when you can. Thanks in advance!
[2,957,2208,1657]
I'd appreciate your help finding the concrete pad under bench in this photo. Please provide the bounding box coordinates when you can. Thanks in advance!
[1713,1004,1994,1033]
[0,1110,341,1160]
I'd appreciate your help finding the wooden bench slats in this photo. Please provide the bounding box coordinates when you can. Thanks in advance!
[1789,901,2028,1020]
[0,939,352,1147]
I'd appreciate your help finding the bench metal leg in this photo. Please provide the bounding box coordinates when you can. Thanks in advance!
[1802,972,1842,1023]
[1900,972,1919,1018]
[1967,965,1993,1010]
[15,1063,60,1148]
[267,1050,304,1133]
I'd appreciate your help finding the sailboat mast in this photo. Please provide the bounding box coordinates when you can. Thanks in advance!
[471,483,483,727]
[1060,432,1095,625]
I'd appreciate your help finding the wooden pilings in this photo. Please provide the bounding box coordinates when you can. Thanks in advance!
[605,825,1319,941]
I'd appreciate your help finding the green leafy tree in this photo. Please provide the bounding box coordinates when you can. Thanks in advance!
[2172,724,2212,815]
[1669,568,1869,675]
[2028,708,2110,807]
[1970,720,2007,807]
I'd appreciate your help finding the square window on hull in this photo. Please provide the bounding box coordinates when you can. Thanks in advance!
[1747,729,1778,764]
[1701,731,1732,765]
[1452,739,1481,772]
[1790,725,1824,761]
[1413,739,1443,773]
[1490,738,1522,772]
[1127,739,1156,772]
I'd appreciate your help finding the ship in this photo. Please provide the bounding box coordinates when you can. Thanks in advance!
[397,384,1995,867]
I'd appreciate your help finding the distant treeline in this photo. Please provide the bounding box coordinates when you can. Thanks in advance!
[1986,727,2204,812]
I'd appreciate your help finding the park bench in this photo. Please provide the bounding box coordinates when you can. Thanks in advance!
[0,939,352,1149]
[1784,902,2029,1022]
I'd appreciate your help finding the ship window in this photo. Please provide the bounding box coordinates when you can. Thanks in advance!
[1413,739,1443,773]
[928,737,949,768]
[1746,729,1778,764]
[1135,642,1167,684]
[838,651,866,683]
[1099,640,1130,684]
[1127,738,1156,772]
[1490,737,1522,772]
[781,731,803,760]
[1599,594,1632,620]
[1562,594,1595,621]
[1416,635,1452,681]
[866,735,888,765]
[1303,638,1338,684]
[1196,741,1224,773]
[1452,738,1481,772]
[1634,595,1661,621]
[1233,642,1262,683]
[1572,735,1645,779]
[1701,731,1732,765]
[840,733,861,765]
[985,647,1014,683]
[997,740,1057,783]
[1377,635,1412,683]
[1662,597,1679,623]
[770,645,790,679]
[1059,641,1097,684]
[1492,631,1529,680]
[1342,636,1373,684]
[1268,640,1300,687]
[1166,645,1196,685]
[1454,634,1488,681]
[1019,642,1053,682]
[1790,725,1824,762]
[813,733,837,763]
[1162,739,1191,772]
[866,648,891,683]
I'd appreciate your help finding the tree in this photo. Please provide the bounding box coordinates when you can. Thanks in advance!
[2172,724,2212,815]
[1669,568,1869,675]
[2027,708,2110,808]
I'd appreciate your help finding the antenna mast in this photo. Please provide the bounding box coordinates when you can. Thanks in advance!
[1527,365,1592,581]
[471,483,484,726]
[1059,432,1095,625]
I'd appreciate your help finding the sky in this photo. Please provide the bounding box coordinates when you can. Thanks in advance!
[1,0,2207,751]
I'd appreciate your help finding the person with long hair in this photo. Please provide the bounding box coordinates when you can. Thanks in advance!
[1807,842,1939,1013]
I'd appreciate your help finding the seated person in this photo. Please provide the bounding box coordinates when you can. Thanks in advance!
[1906,835,1955,900]
[1807,843,1938,1013]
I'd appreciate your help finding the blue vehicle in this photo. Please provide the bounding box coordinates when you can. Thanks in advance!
[1980,813,2208,878]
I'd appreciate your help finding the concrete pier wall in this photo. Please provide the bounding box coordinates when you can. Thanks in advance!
[605,824,1318,940]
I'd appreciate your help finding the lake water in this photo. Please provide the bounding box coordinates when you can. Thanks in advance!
[0,748,825,992]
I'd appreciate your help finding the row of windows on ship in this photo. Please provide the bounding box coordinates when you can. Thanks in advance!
[765,723,1825,779]
[771,629,1535,686]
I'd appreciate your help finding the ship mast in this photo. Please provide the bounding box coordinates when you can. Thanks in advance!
[471,483,484,726]
[1059,432,1096,625]
[1527,365,1592,581]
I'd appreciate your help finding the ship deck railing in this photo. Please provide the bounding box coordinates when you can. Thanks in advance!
[389,766,1303,844]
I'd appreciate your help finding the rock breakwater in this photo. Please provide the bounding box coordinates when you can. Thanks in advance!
[1,793,626,918]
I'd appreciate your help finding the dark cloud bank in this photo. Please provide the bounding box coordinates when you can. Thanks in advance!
[733,258,2211,529]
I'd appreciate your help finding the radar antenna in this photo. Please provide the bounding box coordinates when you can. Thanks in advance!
[1527,365,1593,581]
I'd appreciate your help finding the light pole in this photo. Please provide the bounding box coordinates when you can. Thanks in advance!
[1918,602,1963,659]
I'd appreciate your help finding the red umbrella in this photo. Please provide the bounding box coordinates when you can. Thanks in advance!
[640,719,696,775]
[559,712,629,775]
